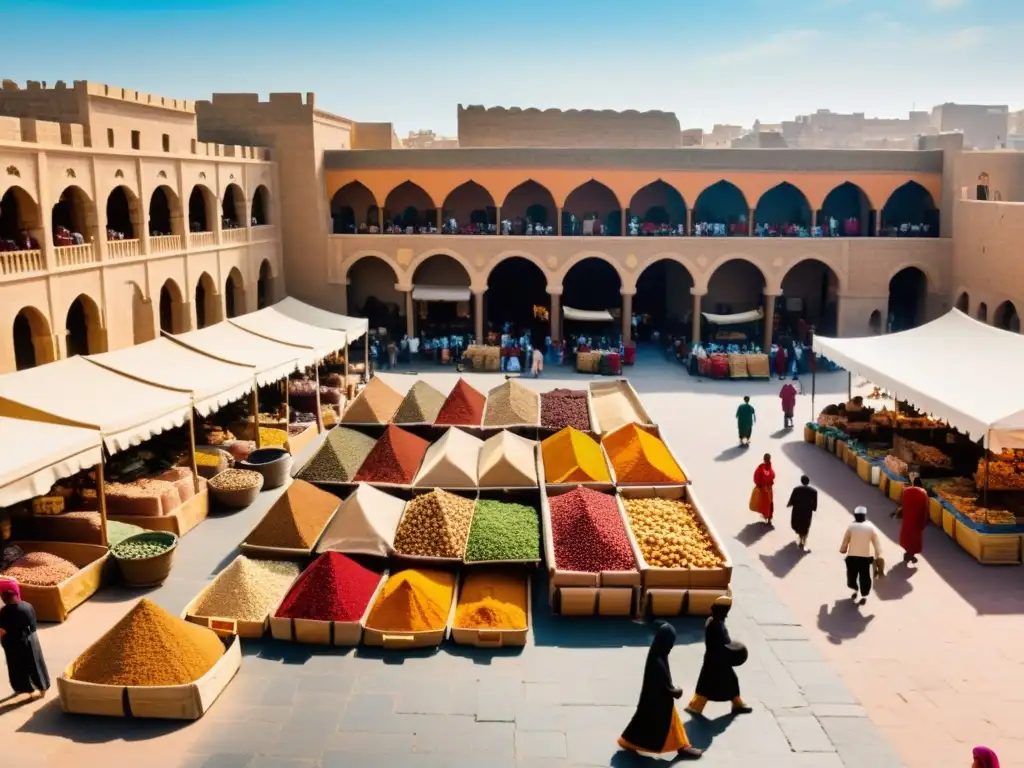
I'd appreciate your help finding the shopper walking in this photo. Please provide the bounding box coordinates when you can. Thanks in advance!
[786,475,817,549]
[686,596,752,717]
[897,476,929,564]
[736,396,756,447]
[0,580,50,698]
[840,507,883,603]
[751,454,776,525]
[779,381,798,429]
[972,745,1000,768]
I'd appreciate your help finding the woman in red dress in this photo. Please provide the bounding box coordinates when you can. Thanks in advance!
[898,476,929,564]
[753,454,776,524]
[774,346,787,379]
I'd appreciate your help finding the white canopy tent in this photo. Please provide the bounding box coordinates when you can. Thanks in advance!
[167,322,303,387]
[88,338,256,417]
[229,306,348,361]
[812,309,1024,451]
[563,307,614,322]
[0,417,102,508]
[0,356,192,455]
[273,297,369,342]
[702,308,764,326]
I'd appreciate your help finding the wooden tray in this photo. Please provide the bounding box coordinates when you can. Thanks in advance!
[942,507,957,540]
[285,422,320,456]
[269,570,388,646]
[588,380,653,434]
[644,586,732,617]
[955,525,1022,565]
[928,497,943,527]
[8,541,111,623]
[239,481,340,559]
[857,456,872,483]
[362,570,458,649]
[181,557,299,638]
[57,635,241,719]
[108,489,209,538]
[450,572,531,648]
[888,478,905,502]
[602,424,689,487]
[536,437,616,491]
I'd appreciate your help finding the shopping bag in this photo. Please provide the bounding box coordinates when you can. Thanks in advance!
[748,487,761,513]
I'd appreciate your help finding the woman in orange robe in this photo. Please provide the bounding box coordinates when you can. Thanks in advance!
[753,454,776,524]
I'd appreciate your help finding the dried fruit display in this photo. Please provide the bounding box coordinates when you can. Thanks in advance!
[623,497,722,569]
[884,455,909,478]
[976,451,1024,490]
[894,437,952,469]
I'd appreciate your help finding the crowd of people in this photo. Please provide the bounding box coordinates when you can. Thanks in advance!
[0,229,40,253]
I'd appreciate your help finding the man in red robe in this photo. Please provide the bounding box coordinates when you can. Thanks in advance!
[753,454,776,524]
[898,477,929,564]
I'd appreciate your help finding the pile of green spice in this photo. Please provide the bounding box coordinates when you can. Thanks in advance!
[111,533,176,561]
[298,427,377,483]
[392,381,447,424]
[464,499,541,563]
[107,520,146,547]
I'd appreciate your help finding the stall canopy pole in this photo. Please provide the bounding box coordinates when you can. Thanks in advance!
[984,429,991,508]
[187,405,200,494]
[847,371,852,401]
[810,363,816,421]
[251,383,261,449]
[96,452,109,549]
[343,338,350,392]
[363,337,368,383]
[314,362,324,432]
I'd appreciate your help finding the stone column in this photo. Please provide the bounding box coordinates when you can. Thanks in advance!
[377,207,384,232]
[549,290,561,342]
[691,290,703,343]
[811,209,818,232]
[875,211,882,236]
[748,209,755,237]
[686,208,693,235]
[620,209,626,237]
[763,292,778,351]
[556,207,563,236]
[405,289,415,337]
[473,290,485,342]
[621,290,634,344]
[436,208,443,231]
[495,205,501,234]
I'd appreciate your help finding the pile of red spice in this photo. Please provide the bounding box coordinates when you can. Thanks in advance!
[435,379,486,426]
[549,486,636,573]
[353,424,429,484]
[275,552,382,622]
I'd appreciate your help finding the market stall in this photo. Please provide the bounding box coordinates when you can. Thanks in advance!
[695,309,769,379]
[412,285,472,348]
[562,307,621,374]
[273,296,371,388]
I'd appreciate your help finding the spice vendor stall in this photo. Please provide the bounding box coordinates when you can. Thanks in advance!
[561,307,622,374]
[273,296,371,392]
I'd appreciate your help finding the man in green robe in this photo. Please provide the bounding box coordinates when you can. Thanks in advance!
[736,396,756,447]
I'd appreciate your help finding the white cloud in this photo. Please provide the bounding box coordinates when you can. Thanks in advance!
[699,30,819,67]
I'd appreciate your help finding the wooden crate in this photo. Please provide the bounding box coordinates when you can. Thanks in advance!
[269,570,387,646]
[450,572,531,648]
[815,432,825,448]
[601,424,689,488]
[929,497,943,527]
[803,425,815,443]
[107,488,209,538]
[239,481,340,560]
[857,457,872,483]
[879,474,890,497]
[888,478,905,502]
[58,635,241,719]
[955,525,1022,565]
[846,450,858,470]
[536,438,616,490]
[10,541,111,623]
[588,380,653,435]
[942,507,957,540]
[362,570,458,649]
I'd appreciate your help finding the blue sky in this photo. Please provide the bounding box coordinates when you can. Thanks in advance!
[6,0,1020,135]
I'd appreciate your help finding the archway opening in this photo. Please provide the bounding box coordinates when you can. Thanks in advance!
[251,185,269,226]
[149,186,179,237]
[692,181,748,236]
[780,260,839,337]
[442,181,496,234]
[562,180,621,236]
[131,283,154,344]
[12,307,51,370]
[188,186,214,233]
[628,181,686,236]
[411,254,473,336]
[955,292,969,313]
[65,294,101,357]
[346,256,402,336]
[881,182,939,237]
[634,260,694,340]
[820,182,872,236]
[195,272,219,329]
[994,301,1020,333]
[225,268,244,318]
[501,180,557,235]
[0,186,42,249]
[106,186,136,240]
[977,302,989,323]
[222,183,245,229]
[331,182,377,234]
[887,267,929,331]
[868,310,882,335]
[52,185,92,245]
[705,260,767,344]
[257,260,272,310]
[384,181,436,233]
[754,182,812,236]
[159,279,186,334]
[562,257,622,343]
[485,257,548,341]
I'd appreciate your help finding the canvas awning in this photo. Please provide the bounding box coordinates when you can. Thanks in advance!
[563,306,614,322]
[168,322,302,387]
[412,285,471,302]
[0,417,103,507]
[0,357,192,454]
[273,297,369,343]
[88,338,255,417]
[230,306,348,360]
[702,308,764,326]
[813,309,1024,451]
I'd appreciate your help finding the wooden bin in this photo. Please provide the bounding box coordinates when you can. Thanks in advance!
[803,425,815,443]
[108,488,210,538]
[10,541,111,623]
[450,571,532,648]
[941,507,957,540]
[879,474,890,497]
[602,424,689,487]
[815,432,825,448]
[239,481,341,560]
[181,559,300,639]
[362,570,458,649]
[57,635,241,720]
[836,441,847,462]
[955,525,1023,565]
[269,569,388,646]
[846,450,859,470]
[856,456,872,483]
[588,380,654,435]
[928,497,943,527]
[535,436,617,491]
[888,477,905,502]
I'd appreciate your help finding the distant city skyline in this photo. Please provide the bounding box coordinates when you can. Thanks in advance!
[5,0,1022,135]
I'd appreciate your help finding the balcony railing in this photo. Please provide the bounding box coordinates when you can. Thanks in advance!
[108,239,140,260]
[55,243,98,268]
[150,234,183,254]
[222,228,248,244]
[250,225,277,242]
[190,231,216,249]
[0,249,44,277]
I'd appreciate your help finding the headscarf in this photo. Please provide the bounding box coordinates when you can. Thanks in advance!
[973,746,1000,768]
[710,595,733,622]
[0,578,20,602]
[854,506,868,522]
[649,622,676,659]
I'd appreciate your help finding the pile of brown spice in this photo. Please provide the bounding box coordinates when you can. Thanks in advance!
[343,377,404,424]
[244,479,340,550]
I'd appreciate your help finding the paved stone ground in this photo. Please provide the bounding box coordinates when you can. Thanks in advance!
[3,349,1016,766]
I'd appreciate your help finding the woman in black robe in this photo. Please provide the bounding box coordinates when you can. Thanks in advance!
[686,597,752,716]
[618,623,704,760]
[787,475,818,549]
[0,581,50,697]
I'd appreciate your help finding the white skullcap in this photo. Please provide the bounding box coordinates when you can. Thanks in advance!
[854,506,868,516]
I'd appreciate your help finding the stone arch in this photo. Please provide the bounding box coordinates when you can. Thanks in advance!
[148,185,183,237]
[129,281,155,344]
[225,266,245,319]
[331,181,378,234]
[195,271,221,329]
[159,278,188,334]
[222,182,246,229]
[188,184,217,233]
[441,181,496,233]
[780,258,841,336]
[483,251,551,284]
[888,266,929,331]
[251,184,270,226]
[954,291,969,313]
[342,251,404,284]
[0,185,43,249]
[52,185,95,243]
[410,253,474,336]
[697,254,771,294]
[257,259,273,309]
[562,180,622,236]
[105,184,142,240]
[780,255,845,294]
[977,302,989,323]
[64,293,104,357]
[628,180,687,235]
[820,181,872,236]
[561,255,623,314]
[554,251,628,290]
[407,249,476,288]
[500,179,558,234]
[485,255,549,332]
[692,181,749,235]
[12,305,54,370]
[384,181,436,231]
[994,300,1020,333]
[705,257,769,315]
[886,261,939,293]
[881,181,939,236]
[346,254,403,328]
[633,256,696,339]
[754,182,812,234]
[868,309,883,335]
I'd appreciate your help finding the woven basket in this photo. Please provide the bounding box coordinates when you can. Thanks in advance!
[209,471,264,508]
[239,448,293,490]
[112,531,178,587]
[195,447,232,479]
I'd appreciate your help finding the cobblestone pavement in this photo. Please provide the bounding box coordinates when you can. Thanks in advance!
[2,351,1012,767]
